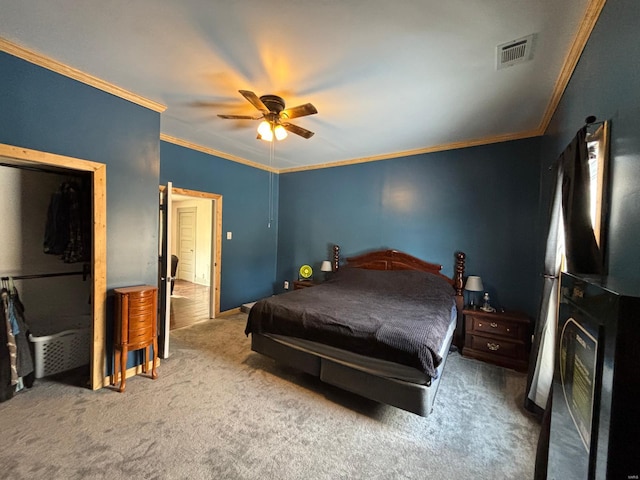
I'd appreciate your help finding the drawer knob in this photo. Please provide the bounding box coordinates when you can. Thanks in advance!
[487,342,500,351]
[490,322,498,328]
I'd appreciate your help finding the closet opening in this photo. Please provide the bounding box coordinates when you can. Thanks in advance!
[0,143,107,397]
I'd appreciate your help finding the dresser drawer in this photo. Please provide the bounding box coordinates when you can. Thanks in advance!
[466,315,523,341]
[465,333,522,360]
[462,308,531,371]
[127,325,154,347]
[129,308,155,328]
[127,288,156,301]
[128,298,155,314]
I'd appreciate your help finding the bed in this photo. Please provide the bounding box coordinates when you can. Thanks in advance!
[245,246,466,416]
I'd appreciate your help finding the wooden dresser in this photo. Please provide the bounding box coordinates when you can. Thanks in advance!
[462,308,531,371]
[112,285,158,392]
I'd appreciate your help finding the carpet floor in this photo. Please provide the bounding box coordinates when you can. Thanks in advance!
[0,313,540,479]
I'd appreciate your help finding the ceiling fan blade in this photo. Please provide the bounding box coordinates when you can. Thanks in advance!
[281,103,318,120]
[282,122,315,139]
[239,90,269,114]
[217,114,263,120]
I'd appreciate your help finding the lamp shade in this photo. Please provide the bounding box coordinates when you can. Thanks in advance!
[274,124,288,141]
[320,260,332,272]
[257,121,273,141]
[465,276,484,292]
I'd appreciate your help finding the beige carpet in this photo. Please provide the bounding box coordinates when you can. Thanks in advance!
[0,313,540,479]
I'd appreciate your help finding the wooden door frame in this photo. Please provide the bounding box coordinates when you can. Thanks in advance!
[0,143,107,390]
[160,186,222,317]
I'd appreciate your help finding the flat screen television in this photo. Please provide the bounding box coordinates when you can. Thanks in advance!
[548,273,640,479]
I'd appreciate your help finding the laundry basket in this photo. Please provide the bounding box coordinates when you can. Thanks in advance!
[28,315,91,378]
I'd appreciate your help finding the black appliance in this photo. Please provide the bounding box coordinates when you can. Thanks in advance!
[547,272,640,479]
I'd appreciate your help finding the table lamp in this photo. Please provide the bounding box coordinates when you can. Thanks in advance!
[320,260,332,281]
[465,276,484,309]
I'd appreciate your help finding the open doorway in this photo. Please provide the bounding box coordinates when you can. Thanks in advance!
[160,186,222,333]
[0,143,107,390]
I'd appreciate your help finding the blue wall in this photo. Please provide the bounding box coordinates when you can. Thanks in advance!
[278,0,640,319]
[0,52,161,371]
[0,52,160,288]
[278,138,543,316]
[4,0,637,342]
[0,51,279,319]
[160,142,278,311]
[538,0,640,284]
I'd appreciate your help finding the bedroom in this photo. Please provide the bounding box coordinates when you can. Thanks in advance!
[0,0,639,477]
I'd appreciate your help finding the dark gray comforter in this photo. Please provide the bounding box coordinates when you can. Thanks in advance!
[245,268,456,378]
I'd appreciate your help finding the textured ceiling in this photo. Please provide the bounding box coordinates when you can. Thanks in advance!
[0,0,593,171]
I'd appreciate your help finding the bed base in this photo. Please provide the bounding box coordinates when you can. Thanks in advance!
[250,246,465,417]
[251,331,454,417]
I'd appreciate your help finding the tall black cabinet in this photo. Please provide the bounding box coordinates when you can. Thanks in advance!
[547,273,640,479]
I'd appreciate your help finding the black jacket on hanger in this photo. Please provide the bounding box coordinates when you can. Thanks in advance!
[0,290,14,402]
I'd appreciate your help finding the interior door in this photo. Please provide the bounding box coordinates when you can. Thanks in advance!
[158,182,172,358]
[177,207,196,282]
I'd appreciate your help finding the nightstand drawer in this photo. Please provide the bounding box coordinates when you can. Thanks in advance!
[466,315,523,340]
[465,333,522,360]
[293,280,317,289]
[462,308,531,371]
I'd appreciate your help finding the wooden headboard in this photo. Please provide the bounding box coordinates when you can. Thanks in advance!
[333,245,465,293]
[333,245,467,348]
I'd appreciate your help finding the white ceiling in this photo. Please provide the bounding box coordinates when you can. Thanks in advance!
[0,0,591,171]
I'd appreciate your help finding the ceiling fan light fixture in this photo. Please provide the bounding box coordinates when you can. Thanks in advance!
[257,120,272,139]
[219,90,316,141]
[274,124,288,141]
[259,130,273,142]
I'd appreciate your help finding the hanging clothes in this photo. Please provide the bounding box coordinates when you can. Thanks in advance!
[0,338,12,401]
[0,287,15,402]
[1,288,18,386]
[0,281,35,403]
[43,179,90,263]
[9,282,34,385]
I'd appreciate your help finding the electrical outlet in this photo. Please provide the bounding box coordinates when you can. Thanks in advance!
[284,281,289,290]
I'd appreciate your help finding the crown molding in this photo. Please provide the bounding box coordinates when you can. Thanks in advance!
[160,134,278,173]
[161,128,541,175]
[0,37,166,113]
[279,129,541,173]
[538,0,607,133]
[1,0,605,173]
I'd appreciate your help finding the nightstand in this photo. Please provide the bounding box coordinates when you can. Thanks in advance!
[293,280,318,289]
[462,308,531,371]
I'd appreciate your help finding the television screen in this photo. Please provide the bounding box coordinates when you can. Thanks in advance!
[558,317,599,452]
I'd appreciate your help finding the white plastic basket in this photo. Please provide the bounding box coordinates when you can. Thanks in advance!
[29,328,90,378]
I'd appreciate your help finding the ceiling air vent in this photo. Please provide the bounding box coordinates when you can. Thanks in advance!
[496,34,536,70]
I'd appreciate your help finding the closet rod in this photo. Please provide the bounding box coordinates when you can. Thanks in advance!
[2,264,90,281]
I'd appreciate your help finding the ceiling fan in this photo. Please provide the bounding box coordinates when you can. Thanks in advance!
[218,90,317,141]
